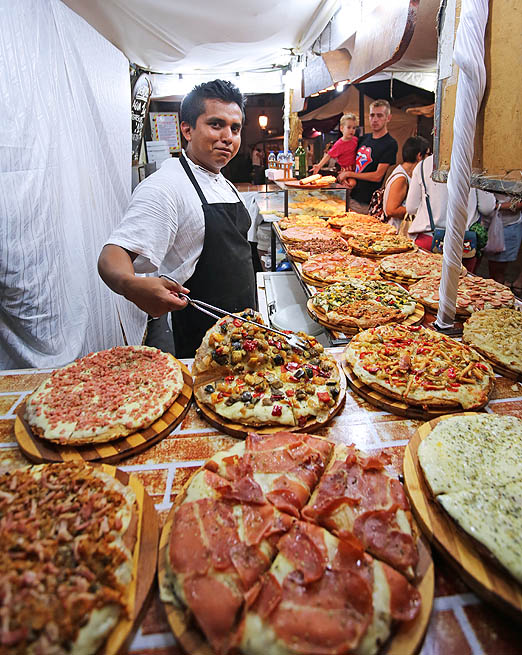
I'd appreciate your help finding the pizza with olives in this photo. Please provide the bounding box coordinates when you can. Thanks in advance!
[193,310,342,428]
[160,433,422,655]
[0,462,137,655]
[24,345,184,445]
[345,324,495,409]
[310,280,417,329]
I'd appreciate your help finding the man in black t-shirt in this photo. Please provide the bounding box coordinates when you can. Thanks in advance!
[339,99,398,214]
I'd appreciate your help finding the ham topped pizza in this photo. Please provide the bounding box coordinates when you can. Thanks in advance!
[160,433,422,655]
[378,250,467,282]
[24,345,184,445]
[0,462,137,655]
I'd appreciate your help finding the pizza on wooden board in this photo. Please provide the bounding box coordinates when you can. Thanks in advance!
[0,462,137,655]
[287,236,351,261]
[462,307,522,374]
[279,225,336,245]
[311,280,417,329]
[160,432,421,655]
[348,234,415,257]
[302,252,381,284]
[327,212,387,231]
[418,414,522,584]
[24,346,184,445]
[193,310,341,427]
[339,222,396,240]
[345,324,495,410]
[379,250,466,281]
[277,215,326,230]
[408,275,514,315]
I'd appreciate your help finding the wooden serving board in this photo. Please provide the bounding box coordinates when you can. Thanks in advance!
[193,362,346,439]
[341,356,468,420]
[100,465,159,654]
[351,247,416,260]
[157,453,434,655]
[284,179,338,189]
[14,361,193,464]
[306,299,425,335]
[403,414,522,620]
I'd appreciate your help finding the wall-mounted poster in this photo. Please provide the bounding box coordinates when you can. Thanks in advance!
[150,112,181,153]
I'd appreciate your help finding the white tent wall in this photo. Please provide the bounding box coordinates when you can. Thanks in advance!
[300,86,418,161]
[0,0,146,369]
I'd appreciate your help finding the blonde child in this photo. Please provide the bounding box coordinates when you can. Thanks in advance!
[312,113,358,187]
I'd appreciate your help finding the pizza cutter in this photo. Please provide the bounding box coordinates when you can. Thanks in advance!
[178,294,308,351]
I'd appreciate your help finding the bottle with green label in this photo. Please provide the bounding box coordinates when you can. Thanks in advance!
[294,138,306,179]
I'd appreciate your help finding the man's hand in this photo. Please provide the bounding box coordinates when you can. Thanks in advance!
[122,276,189,317]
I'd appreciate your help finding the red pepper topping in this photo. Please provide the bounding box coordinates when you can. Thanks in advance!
[243,339,258,352]
[233,319,242,327]
[285,390,295,397]
[446,367,456,379]
[475,362,489,371]
[317,391,331,403]
[272,405,282,417]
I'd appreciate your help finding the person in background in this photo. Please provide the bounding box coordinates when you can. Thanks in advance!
[338,100,398,214]
[311,113,358,177]
[98,79,256,358]
[383,136,430,232]
[251,143,265,185]
[485,193,522,289]
[406,154,496,273]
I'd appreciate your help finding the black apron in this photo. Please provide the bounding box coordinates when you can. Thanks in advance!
[171,155,256,358]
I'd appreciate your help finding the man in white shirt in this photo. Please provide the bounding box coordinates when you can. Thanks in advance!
[98,80,256,357]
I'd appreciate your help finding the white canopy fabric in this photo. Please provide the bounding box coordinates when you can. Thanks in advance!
[61,0,339,76]
[0,0,146,369]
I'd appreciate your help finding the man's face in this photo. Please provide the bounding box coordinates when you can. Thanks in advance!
[369,105,391,134]
[181,98,243,173]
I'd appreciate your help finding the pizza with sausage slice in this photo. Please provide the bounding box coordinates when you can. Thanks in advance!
[378,250,467,282]
[160,433,423,655]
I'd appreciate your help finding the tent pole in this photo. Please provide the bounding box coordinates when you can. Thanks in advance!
[358,85,365,132]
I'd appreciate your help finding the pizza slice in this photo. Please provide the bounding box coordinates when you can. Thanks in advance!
[238,521,421,655]
[204,432,334,517]
[162,468,294,654]
[303,444,418,578]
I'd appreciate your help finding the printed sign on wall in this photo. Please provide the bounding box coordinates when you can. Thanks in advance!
[150,112,181,153]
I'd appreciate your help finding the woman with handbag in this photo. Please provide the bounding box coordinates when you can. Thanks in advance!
[485,193,522,288]
[405,155,496,273]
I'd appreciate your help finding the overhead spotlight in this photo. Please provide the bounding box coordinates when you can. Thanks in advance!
[258,114,268,130]
[310,92,320,97]
[336,81,348,92]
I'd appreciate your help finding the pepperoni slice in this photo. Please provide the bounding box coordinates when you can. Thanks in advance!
[230,542,271,591]
[250,572,282,618]
[382,563,422,621]
[277,522,327,584]
[266,477,309,517]
[169,502,210,575]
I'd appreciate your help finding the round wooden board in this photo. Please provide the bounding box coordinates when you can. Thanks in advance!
[284,179,337,189]
[300,271,330,288]
[341,355,471,420]
[157,451,434,655]
[403,413,522,620]
[193,362,346,438]
[14,361,193,464]
[92,465,159,654]
[306,299,425,335]
[378,263,467,287]
[351,247,416,260]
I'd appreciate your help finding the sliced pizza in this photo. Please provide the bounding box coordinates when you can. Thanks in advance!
[302,252,381,285]
[204,432,333,517]
[25,345,184,444]
[379,250,467,282]
[303,444,418,578]
[239,521,421,655]
[348,234,415,258]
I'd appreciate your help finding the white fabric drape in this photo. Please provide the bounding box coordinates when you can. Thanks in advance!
[436,0,489,328]
[0,0,146,369]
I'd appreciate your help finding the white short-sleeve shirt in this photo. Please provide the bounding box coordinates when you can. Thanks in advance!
[105,152,247,284]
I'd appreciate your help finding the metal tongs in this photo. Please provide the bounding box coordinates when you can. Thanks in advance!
[179,294,308,351]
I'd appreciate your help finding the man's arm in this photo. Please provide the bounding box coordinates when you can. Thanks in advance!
[342,163,390,183]
[98,244,188,317]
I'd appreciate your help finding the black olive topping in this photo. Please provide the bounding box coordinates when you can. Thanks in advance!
[204,384,215,394]
[240,391,253,402]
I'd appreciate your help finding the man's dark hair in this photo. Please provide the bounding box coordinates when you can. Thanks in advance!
[181,79,245,127]
[402,135,430,163]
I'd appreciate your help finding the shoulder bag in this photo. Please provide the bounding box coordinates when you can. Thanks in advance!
[420,160,477,259]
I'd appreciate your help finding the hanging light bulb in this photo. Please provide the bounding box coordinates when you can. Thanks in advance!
[258,114,268,130]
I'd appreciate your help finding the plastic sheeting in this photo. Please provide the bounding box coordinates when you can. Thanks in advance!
[0,0,146,369]
[436,0,489,328]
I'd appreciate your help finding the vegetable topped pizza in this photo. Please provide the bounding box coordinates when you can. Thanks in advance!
[379,250,467,282]
[348,234,415,257]
[302,252,382,285]
[311,280,417,329]
[193,310,342,427]
[408,275,515,315]
[462,307,522,374]
[0,462,137,655]
[24,345,184,445]
[160,432,422,655]
[345,324,495,409]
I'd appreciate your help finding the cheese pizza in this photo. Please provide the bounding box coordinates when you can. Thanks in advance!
[345,324,495,410]
[418,414,522,583]
[327,212,388,231]
[311,280,417,329]
[193,310,342,428]
[408,275,514,315]
[339,222,396,241]
[0,462,137,655]
[379,250,467,282]
[161,433,421,655]
[277,215,326,230]
[301,252,381,285]
[348,234,415,258]
[462,307,522,374]
[25,346,184,445]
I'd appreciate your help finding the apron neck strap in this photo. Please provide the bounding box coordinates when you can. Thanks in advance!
[180,153,208,205]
